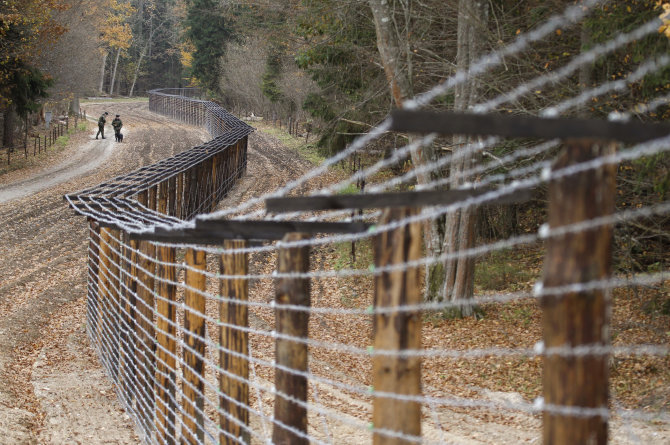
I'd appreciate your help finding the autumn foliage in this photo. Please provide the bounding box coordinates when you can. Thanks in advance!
[0,0,68,107]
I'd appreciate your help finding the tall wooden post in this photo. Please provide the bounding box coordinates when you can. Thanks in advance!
[120,235,138,407]
[177,173,184,219]
[219,240,249,444]
[158,181,168,215]
[183,169,191,219]
[156,244,177,444]
[212,153,221,203]
[155,180,177,443]
[97,227,112,348]
[372,207,422,445]
[183,248,207,444]
[168,176,177,217]
[107,228,122,382]
[192,165,200,215]
[149,185,158,211]
[87,220,101,339]
[273,233,310,445]
[541,140,616,445]
[135,191,156,436]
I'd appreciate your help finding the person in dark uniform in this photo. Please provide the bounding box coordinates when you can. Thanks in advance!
[112,114,123,142]
[96,112,108,139]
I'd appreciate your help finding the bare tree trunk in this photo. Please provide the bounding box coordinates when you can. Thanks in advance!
[24,115,28,151]
[99,51,108,94]
[130,21,162,97]
[109,48,121,96]
[3,106,16,149]
[368,0,445,301]
[442,0,489,316]
[69,95,80,117]
[129,46,147,97]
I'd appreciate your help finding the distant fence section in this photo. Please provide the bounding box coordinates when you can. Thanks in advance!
[65,89,254,443]
[149,88,241,139]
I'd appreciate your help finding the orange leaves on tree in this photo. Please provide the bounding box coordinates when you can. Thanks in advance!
[178,41,195,70]
[657,2,670,38]
[99,0,135,51]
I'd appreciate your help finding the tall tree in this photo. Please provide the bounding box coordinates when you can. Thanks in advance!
[368,0,452,305]
[99,0,134,95]
[1,0,63,147]
[0,0,66,105]
[296,0,387,154]
[368,0,489,313]
[184,0,232,93]
[441,0,489,315]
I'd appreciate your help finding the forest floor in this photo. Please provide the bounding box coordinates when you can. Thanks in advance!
[0,100,667,444]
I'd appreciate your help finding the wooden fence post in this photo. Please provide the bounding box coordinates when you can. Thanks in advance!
[97,227,112,346]
[135,191,156,436]
[158,181,168,215]
[120,235,138,408]
[107,228,122,382]
[183,248,207,444]
[155,179,177,444]
[149,185,158,211]
[372,207,422,445]
[177,172,184,219]
[87,220,101,338]
[219,240,249,444]
[541,140,616,445]
[183,168,192,219]
[273,233,310,445]
[156,243,177,444]
[168,176,177,217]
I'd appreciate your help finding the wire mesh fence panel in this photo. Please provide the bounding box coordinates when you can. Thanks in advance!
[63,5,670,443]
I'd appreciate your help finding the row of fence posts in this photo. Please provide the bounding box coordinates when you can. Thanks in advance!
[4,110,86,165]
[86,140,614,444]
[262,113,310,142]
[86,136,248,443]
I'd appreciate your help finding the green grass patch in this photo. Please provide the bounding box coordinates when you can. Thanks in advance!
[256,122,326,166]
[335,183,359,195]
[333,238,374,272]
[55,134,69,147]
[475,249,538,292]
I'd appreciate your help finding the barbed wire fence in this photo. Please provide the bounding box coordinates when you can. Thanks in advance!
[64,3,670,444]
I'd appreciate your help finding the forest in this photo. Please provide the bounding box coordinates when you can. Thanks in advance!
[1,0,669,310]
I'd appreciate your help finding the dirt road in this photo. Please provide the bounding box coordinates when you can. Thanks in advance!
[0,101,312,444]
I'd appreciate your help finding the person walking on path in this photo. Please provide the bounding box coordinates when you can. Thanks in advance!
[111,114,123,142]
[96,112,108,139]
